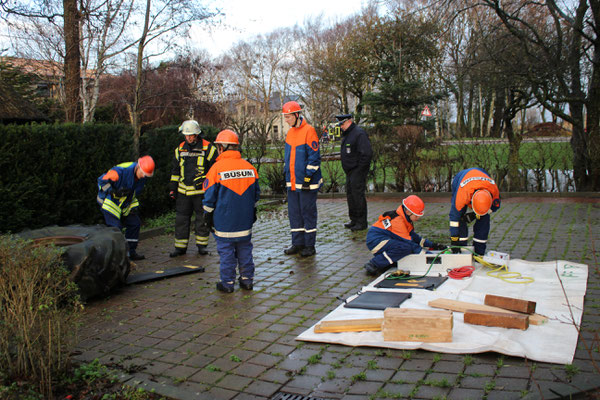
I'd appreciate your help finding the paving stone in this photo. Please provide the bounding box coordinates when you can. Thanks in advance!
[464,364,496,376]
[284,374,323,390]
[433,360,463,373]
[188,368,226,385]
[414,385,450,399]
[242,379,281,397]
[381,382,416,397]
[459,375,492,389]
[391,370,427,383]
[486,390,524,399]
[447,387,486,400]
[347,380,384,395]
[400,358,434,372]
[216,374,253,391]
[495,377,529,391]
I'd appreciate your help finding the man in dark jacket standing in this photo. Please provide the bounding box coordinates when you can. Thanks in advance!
[336,114,373,231]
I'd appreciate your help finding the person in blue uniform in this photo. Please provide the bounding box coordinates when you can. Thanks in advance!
[203,130,260,293]
[364,195,446,276]
[97,155,155,261]
[449,168,501,255]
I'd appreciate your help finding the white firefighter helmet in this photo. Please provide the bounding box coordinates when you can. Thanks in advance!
[179,120,201,135]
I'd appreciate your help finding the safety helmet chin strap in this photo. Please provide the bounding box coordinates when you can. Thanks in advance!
[293,114,302,127]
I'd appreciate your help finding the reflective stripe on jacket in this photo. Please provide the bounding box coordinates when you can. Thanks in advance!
[97,162,145,219]
[170,139,217,196]
[202,151,260,242]
[284,118,322,191]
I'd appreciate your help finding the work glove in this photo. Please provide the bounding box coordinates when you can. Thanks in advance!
[112,187,132,198]
[429,242,447,251]
[301,176,311,191]
[462,212,477,224]
[204,211,214,231]
[169,190,177,200]
[451,247,462,254]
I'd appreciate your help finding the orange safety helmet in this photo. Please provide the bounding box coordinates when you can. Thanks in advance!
[471,189,493,216]
[400,195,425,217]
[215,129,240,145]
[282,101,302,115]
[137,155,155,177]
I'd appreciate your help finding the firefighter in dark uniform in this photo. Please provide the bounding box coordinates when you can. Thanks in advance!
[335,114,373,231]
[169,120,218,257]
[97,155,155,261]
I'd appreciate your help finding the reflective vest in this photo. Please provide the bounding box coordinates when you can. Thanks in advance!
[170,139,217,196]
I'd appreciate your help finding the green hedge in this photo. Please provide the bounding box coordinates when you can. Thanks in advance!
[0,123,217,233]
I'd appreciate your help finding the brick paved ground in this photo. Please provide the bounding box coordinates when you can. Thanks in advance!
[75,195,600,400]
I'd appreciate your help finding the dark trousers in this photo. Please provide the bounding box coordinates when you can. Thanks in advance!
[345,167,369,226]
[174,194,209,249]
[287,188,318,247]
[102,209,140,252]
[215,238,254,288]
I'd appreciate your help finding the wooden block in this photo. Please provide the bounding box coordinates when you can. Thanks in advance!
[428,298,548,325]
[383,308,453,342]
[464,309,529,330]
[314,318,383,333]
[484,294,536,314]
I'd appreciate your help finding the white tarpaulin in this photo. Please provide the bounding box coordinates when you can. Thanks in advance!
[297,258,588,364]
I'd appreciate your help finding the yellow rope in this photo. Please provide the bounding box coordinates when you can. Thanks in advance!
[472,255,535,284]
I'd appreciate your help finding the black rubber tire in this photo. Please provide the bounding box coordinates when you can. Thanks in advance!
[18,225,130,301]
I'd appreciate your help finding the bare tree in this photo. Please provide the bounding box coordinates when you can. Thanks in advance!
[444,0,600,191]
[127,0,216,156]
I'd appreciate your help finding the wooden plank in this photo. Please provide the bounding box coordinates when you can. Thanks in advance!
[314,318,383,333]
[484,294,536,314]
[464,309,529,330]
[428,298,548,325]
[383,308,453,342]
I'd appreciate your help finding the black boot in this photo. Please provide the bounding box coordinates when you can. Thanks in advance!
[364,261,379,276]
[216,281,234,293]
[344,221,355,229]
[129,250,145,261]
[197,245,208,255]
[300,246,316,257]
[239,278,253,291]
[169,248,186,258]
[284,245,303,255]
[350,223,368,231]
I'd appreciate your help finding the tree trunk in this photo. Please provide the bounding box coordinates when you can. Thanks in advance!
[130,0,151,157]
[586,0,600,190]
[504,92,522,191]
[63,0,80,122]
[490,88,504,138]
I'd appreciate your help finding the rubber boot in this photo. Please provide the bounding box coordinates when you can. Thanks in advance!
[169,248,186,258]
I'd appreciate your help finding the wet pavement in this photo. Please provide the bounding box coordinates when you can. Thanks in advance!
[75,195,600,399]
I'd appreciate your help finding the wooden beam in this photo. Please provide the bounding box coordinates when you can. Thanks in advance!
[484,294,536,314]
[428,298,548,325]
[464,309,529,330]
[314,318,383,333]
[383,308,453,342]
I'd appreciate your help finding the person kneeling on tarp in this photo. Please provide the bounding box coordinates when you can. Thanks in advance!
[364,195,446,276]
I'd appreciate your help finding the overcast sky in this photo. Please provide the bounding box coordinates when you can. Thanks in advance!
[191,0,369,57]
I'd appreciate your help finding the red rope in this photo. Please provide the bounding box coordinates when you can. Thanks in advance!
[448,266,475,279]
